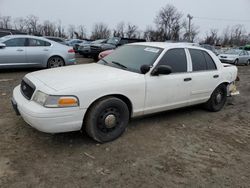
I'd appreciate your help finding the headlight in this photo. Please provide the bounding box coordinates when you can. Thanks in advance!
[32,91,79,108]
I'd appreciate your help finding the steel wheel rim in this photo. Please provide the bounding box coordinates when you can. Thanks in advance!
[97,107,121,133]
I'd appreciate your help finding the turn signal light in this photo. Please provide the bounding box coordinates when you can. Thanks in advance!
[58,97,78,107]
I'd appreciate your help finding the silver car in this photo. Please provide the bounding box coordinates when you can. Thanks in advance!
[0,35,76,69]
[218,49,250,65]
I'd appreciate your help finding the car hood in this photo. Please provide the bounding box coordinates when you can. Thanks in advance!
[27,63,140,91]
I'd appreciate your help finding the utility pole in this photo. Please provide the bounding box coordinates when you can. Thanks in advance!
[187,14,193,42]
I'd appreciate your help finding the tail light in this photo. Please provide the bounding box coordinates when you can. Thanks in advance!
[68,49,75,53]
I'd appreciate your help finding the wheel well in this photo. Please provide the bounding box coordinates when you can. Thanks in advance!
[47,55,65,67]
[82,94,133,129]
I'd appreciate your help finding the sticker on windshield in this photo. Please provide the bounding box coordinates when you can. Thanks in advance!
[144,47,160,53]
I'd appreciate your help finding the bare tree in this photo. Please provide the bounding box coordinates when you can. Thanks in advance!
[230,24,246,46]
[182,20,199,42]
[144,26,165,42]
[204,29,219,45]
[0,16,12,29]
[91,23,111,40]
[126,23,139,38]
[154,4,183,41]
[78,25,87,39]
[42,20,56,36]
[68,24,76,38]
[113,22,125,37]
[26,15,39,34]
[14,17,27,31]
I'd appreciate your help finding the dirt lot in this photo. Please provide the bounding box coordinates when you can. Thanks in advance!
[0,56,249,188]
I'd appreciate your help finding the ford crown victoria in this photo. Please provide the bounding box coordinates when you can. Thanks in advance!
[12,42,238,142]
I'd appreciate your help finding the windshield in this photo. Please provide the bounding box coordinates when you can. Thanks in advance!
[224,49,241,55]
[106,37,120,45]
[97,45,163,73]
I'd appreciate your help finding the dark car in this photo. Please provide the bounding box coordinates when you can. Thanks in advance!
[90,37,146,60]
[0,28,27,38]
[78,39,107,57]
[200,44,218,55]
[44,36,66,45]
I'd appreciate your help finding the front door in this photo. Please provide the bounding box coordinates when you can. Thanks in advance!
[0,37,27,67]
[144,48,191,115]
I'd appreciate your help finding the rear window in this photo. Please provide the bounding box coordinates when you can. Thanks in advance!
[189,49,217,71]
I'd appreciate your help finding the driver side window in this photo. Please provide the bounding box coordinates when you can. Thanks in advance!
[157,48,187,73]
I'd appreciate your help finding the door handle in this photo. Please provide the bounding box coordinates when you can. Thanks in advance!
[213,75,219,78]
[43,49,49,51]
[184,78,192,82]
[17,49,24,52]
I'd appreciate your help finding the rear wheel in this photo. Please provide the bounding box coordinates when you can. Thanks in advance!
[47,56,64,68]
[85,97,129,143]
[234,59,239,65]
[204,84,227,112]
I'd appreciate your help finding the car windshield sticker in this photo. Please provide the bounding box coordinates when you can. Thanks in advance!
[144,47,160,53]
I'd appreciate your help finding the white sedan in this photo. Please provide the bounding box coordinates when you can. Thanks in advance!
[12,42,238,142]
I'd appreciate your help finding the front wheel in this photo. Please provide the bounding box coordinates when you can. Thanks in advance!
[246,60,250,66]
[85,97,129,143]
[47,56,64,68]
[204,84,227,112]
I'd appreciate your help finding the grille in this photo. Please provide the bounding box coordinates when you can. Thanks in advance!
[20,79,36,100]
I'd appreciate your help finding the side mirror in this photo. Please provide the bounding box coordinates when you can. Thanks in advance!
[0,43,6,48]
[140,64,151,74]
[152,65,172,76]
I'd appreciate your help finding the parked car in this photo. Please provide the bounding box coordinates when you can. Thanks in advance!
[75,40,92,54]
[0,35,76,69]
[78,39,107,57]
[65,39,85,52]
[44,36,66,45]
[218,49,250,65]
[12,42,238,143]
[0,28,27,38]
[90,37,146,60]
[98,49,114,59]
[200,44,218,55]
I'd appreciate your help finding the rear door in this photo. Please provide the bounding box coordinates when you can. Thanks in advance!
[0,37,27,67]
[187,49,220,104]
[26,38,52,67]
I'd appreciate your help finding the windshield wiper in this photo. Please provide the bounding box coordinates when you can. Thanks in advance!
[111,61,127,69]
[101,58,109,64]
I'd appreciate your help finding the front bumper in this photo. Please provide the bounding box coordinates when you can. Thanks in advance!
[12,85,86,133]
[219,59,235,64]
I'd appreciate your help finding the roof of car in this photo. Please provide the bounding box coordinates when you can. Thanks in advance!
[129,42,204,50]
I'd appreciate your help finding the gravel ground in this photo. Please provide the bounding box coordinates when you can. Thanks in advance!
[0,56,249,188]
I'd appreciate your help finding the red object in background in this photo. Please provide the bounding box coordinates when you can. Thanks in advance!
[98,50,114,60]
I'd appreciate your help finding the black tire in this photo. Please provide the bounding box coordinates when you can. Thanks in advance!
[85,97,129,143]
[47,56,64,68]
[204,84,227,112]
[234,59,239,65]
[83,54,89,58]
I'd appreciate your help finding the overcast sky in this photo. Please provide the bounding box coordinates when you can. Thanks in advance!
[0,0,250,39]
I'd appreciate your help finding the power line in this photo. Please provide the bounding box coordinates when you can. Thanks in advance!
[194,16,250,23]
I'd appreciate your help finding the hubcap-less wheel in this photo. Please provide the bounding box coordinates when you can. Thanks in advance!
[204,84,227,112]
[85,97,129,143]
[48,57,64,68]
[215,92,223,104]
